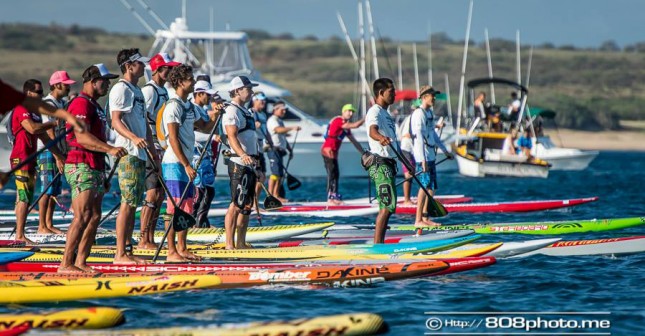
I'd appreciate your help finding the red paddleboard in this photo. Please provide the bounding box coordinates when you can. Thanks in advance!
[0,240,25,247]
[429,256,496,276]
[396,197,599,214]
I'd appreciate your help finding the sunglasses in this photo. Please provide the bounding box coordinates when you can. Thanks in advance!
[32,90,43,95]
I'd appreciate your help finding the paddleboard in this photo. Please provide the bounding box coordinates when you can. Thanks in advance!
[0,274,221,304]
[28,313,387,336]
[511,236,645,257]
[0,307,124,330]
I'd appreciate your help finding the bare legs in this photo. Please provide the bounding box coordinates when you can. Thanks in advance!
[58,189,102,273]
[138,187,163,249]
[373,208,392,244]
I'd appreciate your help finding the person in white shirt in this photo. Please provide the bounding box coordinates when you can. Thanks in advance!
[108,48,154,265]
[266,101,300,202]
[410,85,454,227]
[365,78,398,243]
[507,91,521,124]
[138,53,180,250]
[250,92,269,206]
[38,70,75,235]
[222,75,259,249]
[161,65,219,261]
[397,99,420,206]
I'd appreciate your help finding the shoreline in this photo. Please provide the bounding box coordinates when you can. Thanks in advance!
[543,128,645,152]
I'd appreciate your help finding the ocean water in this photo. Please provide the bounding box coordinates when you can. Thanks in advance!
[0,151,643,334]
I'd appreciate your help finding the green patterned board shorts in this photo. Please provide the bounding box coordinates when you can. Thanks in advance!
[64,163,105,199]
[117,155,146,207]
[368,162,397,213]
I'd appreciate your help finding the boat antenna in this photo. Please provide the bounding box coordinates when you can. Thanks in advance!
[365,0,379,78]
[516,30,522,86]
[397,45,403,111]
[444,73,453,127]
[336,11,373,98]
[358,1,368,117]
[136,0,170,29]
[428,21,433,86]
[525,45,534,88]
[455,0,474,142]
[120,0,156,35]
[182,0,187,22]
[484,28,496,104]
[412,43,420,94]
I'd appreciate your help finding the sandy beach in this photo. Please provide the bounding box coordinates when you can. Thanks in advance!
[546,122,645,151]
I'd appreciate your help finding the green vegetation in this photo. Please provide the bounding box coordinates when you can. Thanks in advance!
[1,24,643,130]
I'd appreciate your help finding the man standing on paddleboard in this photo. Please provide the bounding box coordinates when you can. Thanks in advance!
[364,78,399,243]
[410,85,453,227]
[321,103,364,205]
[59,64,127,273]
[108,48,154,264]
[139,53,180,250]
[222,76,259,249]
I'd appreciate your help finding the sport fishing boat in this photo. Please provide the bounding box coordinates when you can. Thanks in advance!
[145,16,371,177]
[454,78,550,178]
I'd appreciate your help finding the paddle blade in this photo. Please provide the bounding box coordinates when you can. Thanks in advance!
[286,174,301,191]
[426,196,449,217]
[171,208,197,232]
[263,195,283,211]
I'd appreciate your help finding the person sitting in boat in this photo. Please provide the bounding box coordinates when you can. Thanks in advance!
[506,92,521,124]
[321,103,364,205]
[517,128,535,162]
[502,128,519,155]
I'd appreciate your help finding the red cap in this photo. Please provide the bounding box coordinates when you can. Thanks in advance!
[150,53,181,72]
[49,71,76,86]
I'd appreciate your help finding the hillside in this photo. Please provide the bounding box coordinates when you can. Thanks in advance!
[1,23,644,130]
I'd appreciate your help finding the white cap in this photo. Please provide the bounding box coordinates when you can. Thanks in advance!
[194,80,217,95]
[229,75,258,92]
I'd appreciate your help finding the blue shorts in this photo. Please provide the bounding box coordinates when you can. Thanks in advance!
[267,150,286,177]
[37,152,62,196]
[415,161,437,190]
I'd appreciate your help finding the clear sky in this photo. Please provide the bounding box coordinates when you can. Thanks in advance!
[0,0,642,48]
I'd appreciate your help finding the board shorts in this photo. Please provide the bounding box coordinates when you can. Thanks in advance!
[257,152,267,174]
[11,160,35,204]
[37,151,62,196]
[267,149,286,178]
[64,163,104,199]
[368,159,397,213]
[161,162,195,215]
[415,161,438,190]
[227,161,257,214]
[145,157,163,191]
[117,155,146,207]
[401,150,415,175]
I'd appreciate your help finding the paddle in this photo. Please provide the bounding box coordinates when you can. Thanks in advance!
[284,130,301,190]
[151,112,221,262]
[387,142,448,217]
[257,180,283,210]
[27,172,62,214]
[395,157,449,187]
[0,128,73,190]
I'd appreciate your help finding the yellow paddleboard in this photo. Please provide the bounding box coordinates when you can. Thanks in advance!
[0,307,124,330]
[43,312,386,336]
[0,274,221,304]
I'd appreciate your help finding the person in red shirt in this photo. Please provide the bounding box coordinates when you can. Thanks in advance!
[58,64,127,273]
[321,103,364,205]
[10,79,66,244]
[0,79,85,189]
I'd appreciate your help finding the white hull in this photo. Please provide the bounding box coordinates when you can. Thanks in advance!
[532,137,598,171]
[456,155,549,178]
[482,238,561,258]
[535,150,598,171]
[511,236,645,257]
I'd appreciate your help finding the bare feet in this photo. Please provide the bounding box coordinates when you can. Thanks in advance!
[113,254,139,265]
[179,250,202,261]
[47,226,64,234]
[414,219,441,228]
[327,199,344,206]
[75,264,99,273]
[402,200,416,206]
[129,254,150,265]
[136,241,158,250]
[166,251,189,262]
[37,227,55,235]
[224,245,236,250]
[15,236,37,245]
[277,197,289,203]
[57,265,85,273]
